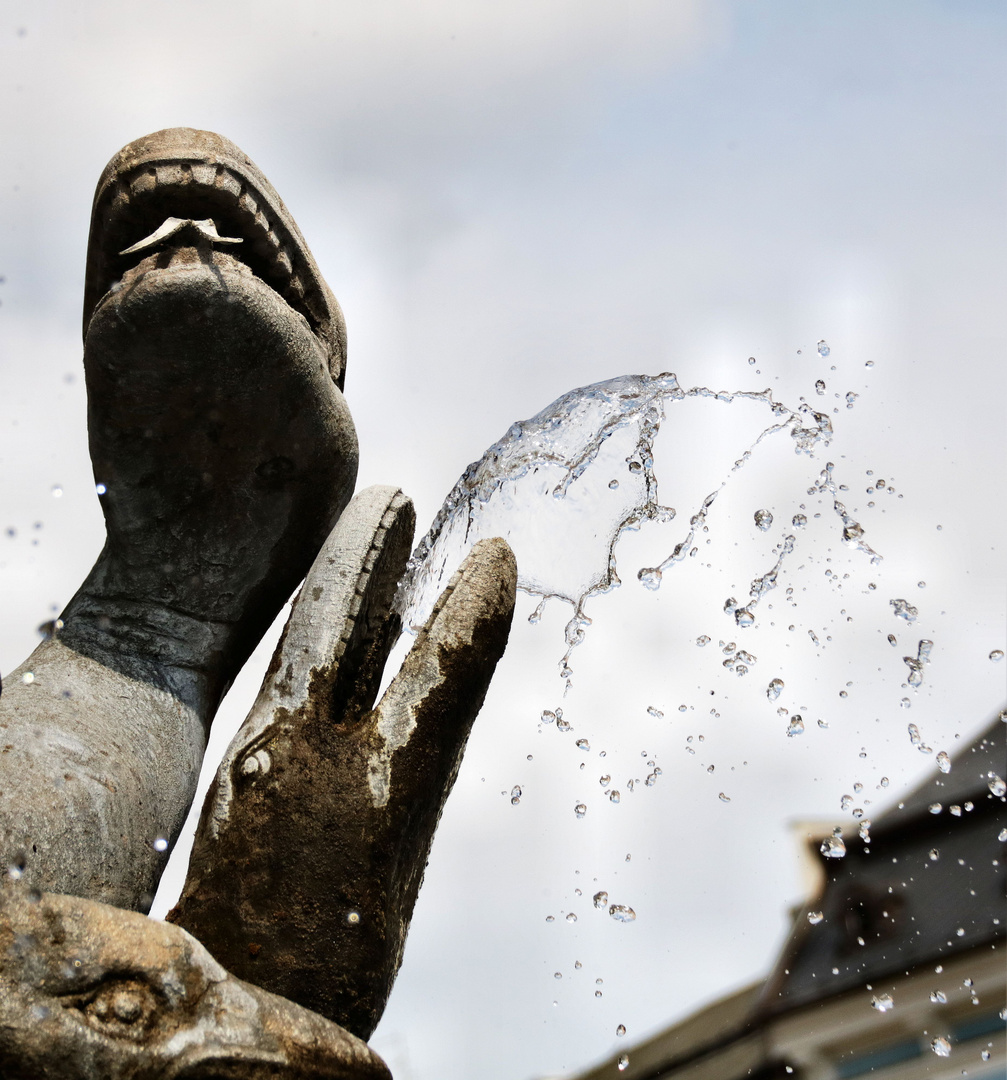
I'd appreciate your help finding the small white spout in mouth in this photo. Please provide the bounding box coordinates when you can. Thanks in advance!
[119,217,243,256]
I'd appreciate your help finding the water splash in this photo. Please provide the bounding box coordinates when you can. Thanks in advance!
[812,463,881,564]
[398,373,860,685]
[890,599,918,622]
[903,640,933,689]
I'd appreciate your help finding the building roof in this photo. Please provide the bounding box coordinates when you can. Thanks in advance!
[759,714,1005,1014]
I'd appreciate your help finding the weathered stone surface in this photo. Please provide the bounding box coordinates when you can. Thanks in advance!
[1,128,358,910]
[0,127,518,1075]
[170,489,517,1039]
[0,884,390,1079]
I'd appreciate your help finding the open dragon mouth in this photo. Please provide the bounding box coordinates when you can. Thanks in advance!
[82,128,347,388]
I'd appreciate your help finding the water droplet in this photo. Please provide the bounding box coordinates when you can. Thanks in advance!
[889,599,918,622]
[695,635,710,647]
[928,848,940,861]
[908,723,922,747]
[905,660,924,688]
[814,380,825,396]
[786,715,805,737]
[930,990,947,1004]
[609,790,621,804]
[554,971,562,980]
[990,649,1005,663]
[987,773,1006,797]
[871,994,893,1012]
[766,678,784,702]
[556,716,572,732]
[930,1036,951,1058]
[36,618,63,640]
[95,483,107,495]
[754,509,773,532]
[929,803,942,815]
[510,786,522,805]
[817,340,830,358]
[21,672,34,685]
[821,830,846,859]
[638,567,662,590]
[617,1055,629,1071]
[840,794,853,811]
[998,828,1007,842]
[724,597,739,614]
[541,710,556,724]
[616,1024,627,1037]
[735,608,755,628]
[792,513,807,528]
[845,392,858,409]
[718,791,731,803]
[807,910,824,925]
[950,804,962,816]
[900,697,911,709]
[609,905,636,923]
[576,738,591,751]
[153,836,168,853]
[565,912,577,923]
[880,776,889,788]
[936,751,951,774]
[917,580,926,589]
[51,485,63,498]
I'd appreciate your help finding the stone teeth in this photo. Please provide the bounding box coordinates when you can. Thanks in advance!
[305,291,327,324]
[214,168,242,200]
[129,169,157,198]
[108,165,302,294]
[110,183,131,213]
[190,163,217,187]
[237,191,259,220]
[155,164,189,187]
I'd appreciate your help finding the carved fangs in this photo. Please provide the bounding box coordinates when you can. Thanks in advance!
[119,216,243,256]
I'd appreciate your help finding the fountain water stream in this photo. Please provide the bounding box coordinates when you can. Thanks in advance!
[398,370,861,688]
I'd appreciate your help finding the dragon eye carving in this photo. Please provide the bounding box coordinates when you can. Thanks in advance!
[73,978,160,1042]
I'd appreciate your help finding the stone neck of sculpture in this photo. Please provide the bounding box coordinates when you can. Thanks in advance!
[57,242,359,723]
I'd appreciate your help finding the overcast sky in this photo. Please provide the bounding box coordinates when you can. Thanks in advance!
[1,3,1004,1079]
